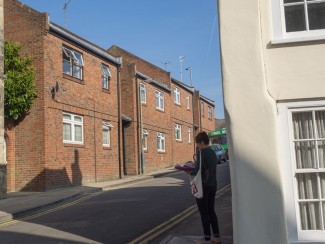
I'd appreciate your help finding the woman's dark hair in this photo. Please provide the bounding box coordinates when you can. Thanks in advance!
[195,131,209,145]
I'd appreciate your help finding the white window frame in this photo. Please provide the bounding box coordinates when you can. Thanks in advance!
[62,47,84,79]
[174,87,181,105]
[272,0,325,44]
[157,132,165,152]
[278,100,325,242]
[140,83,146,104]
[175,124,182,141]
[142,129,148,150]
[208,106,212,120]
[156,90,164,111]
[188,127,191,144]
[102,121,113,147]
[101,65,111,90]
[186,94,190,109]
[63,112,83,144]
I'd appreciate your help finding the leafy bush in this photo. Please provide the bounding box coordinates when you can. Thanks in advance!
[4,41,37,120]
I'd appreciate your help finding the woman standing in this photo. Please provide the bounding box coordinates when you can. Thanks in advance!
[190,131,221,244]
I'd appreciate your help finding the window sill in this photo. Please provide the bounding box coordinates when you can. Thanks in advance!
[64,142,84,148]
[156,108,165,113]
[63,73,84,85]
[103,146,111,150]
[271,35,325,45]
[157,150,166,154]
[176,139,183,143]
[102,88,111,94]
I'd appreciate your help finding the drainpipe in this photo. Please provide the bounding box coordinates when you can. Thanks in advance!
[192,91,196,154]
[139,84,144,174]
[93,99,97,182]
[135,76,140,175]
[117,63,122,178]
[135,76,144,174]
[88,97,97,182]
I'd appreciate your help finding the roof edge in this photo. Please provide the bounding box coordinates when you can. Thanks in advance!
[200,95,215,106]
[49,23,122,66]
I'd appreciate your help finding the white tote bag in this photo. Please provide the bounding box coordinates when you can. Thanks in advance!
[190,150,203,199]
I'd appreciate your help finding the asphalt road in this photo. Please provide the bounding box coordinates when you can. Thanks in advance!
[0,162,230,244]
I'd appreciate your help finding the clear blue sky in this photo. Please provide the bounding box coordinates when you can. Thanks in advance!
[18,0,224,119]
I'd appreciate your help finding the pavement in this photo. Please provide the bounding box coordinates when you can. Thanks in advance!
[0,167,233,244]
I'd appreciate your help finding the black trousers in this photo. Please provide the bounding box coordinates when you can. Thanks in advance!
[196,185,220,238]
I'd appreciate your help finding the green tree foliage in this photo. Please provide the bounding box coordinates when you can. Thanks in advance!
[4,41,37,121]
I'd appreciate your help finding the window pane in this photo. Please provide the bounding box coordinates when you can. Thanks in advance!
[73,66,82,79]
[308,3,325,30]
[74,125,82,142]
[162,138,165,150]
[74,116,82,122]
[63,123,72,140]
[141,89,146,103]
[63,49,71,60]
[102,77,108,89]
[160,97,164,109]
[74,52,83,66]
[292,112,314,139]
[318,140,325,168]
[63,114,71,120]
[285,5,306,32]
[103,129,109,145]
[63,60,71,75]
[294,141,316,169]
[316,111,325,139]
[299,202,321,230]
[321,173,325,198]
[297,173,318,199]
[157,137,160,150]
[102,66,110,77]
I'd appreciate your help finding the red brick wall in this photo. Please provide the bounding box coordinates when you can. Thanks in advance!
[108,45,171,87]
[200,99,215,133]
[139,78,172,172]
[5,0,121,191]
[108,46,174,172]
[5,0,47,191]
[42,33,120,189]
[119,62,140,175]
[170,82,195,164]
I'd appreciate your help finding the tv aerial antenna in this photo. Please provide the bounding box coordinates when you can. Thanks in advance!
[63,0,72,29]
[162,61,171,70]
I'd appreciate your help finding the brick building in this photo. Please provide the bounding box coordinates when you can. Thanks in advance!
[4,0,122,191]
[108,46,215,173]
[3,0,215,191]
[108,45,174,174]
[198,95,215,132]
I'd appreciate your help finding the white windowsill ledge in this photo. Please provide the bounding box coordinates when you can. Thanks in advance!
[271,35,325,45]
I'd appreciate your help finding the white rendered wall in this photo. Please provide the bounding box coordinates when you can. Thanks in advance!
[218,0,288,243]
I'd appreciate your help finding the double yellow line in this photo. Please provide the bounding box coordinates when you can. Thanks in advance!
[129,184,231,244]
[0,191,103,228]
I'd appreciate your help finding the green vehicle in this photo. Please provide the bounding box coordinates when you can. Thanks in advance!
[208,128,229,159]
